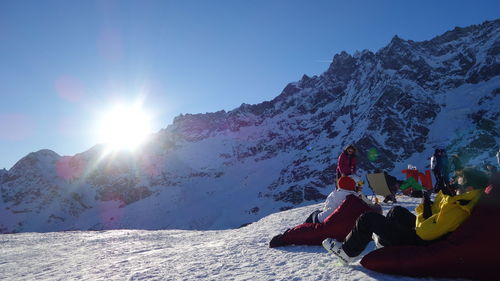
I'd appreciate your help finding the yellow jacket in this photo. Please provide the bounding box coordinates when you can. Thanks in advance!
[415,189,482,240]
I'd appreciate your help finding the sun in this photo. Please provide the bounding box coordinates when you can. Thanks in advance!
[97,103,152,151]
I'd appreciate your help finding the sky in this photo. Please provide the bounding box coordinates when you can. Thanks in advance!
[0,0,499,170]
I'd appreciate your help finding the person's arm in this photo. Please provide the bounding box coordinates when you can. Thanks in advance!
[358,193,372,205]
[351,156,357,175]
[422,190,433,219]
[316,191,345,222]
[337,153,350,175]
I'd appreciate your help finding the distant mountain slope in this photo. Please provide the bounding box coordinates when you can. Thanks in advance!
[1,20,499,233]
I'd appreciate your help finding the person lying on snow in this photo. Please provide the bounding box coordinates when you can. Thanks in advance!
[269,176,381,248]
[359,170,499,280]
[322,168,489,265]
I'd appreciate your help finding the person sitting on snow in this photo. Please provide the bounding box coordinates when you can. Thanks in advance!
[451,168,490,195]
[322,168,488,265]
[305,176,365,223]
[269,176,380,248]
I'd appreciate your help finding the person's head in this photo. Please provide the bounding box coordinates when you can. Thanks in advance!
[338,176,356,191]
[344,145,356,155]
[456,168,490,194]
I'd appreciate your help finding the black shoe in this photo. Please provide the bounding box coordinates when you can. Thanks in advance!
[269,234,288,248]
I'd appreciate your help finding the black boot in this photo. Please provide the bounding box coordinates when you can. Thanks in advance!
[269,234,288,248]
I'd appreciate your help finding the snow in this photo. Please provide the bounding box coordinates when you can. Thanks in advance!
[0,195,463,281]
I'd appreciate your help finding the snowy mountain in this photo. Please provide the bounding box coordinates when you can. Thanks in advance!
[1,20,499,233]
[1,196,462,281]
[0,168,6,185]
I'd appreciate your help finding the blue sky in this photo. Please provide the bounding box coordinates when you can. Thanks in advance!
[0,0,499,170]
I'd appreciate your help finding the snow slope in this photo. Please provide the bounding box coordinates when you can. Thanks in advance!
[0,195,463,281]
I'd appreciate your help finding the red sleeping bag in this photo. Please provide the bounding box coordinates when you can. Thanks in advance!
[361,185,500,281]
[281,194,374,246]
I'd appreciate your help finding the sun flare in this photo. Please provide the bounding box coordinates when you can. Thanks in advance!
[97,104,152,151]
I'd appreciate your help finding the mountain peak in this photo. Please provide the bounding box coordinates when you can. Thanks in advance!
[378,34,411,56]
[390,34,404,43]
[10,149,60,172]
[326,51,357,81]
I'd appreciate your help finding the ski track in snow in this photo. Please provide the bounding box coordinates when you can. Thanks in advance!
[0,195,465,281]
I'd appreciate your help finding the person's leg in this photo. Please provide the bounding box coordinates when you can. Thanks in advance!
[340,212,385,257]
[384,194,397,203]
[386,206,415,228]
[441,174,454,196]
[341,211,421,257]
[434,171,442,193]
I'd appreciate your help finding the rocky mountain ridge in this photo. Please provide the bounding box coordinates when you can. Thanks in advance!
[1,20,498,233]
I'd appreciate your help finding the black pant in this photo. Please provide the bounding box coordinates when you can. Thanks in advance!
[434,170,454,196]
[434,170,444,192]
[305,210,322,223]
[342,206,427,257]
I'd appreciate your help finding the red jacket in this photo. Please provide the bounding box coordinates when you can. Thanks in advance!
[336,151,357,176]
